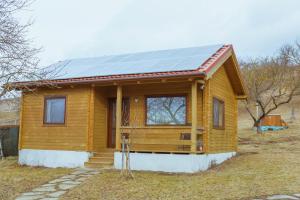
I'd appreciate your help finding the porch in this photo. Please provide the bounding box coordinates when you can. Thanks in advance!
[86,78,207,157]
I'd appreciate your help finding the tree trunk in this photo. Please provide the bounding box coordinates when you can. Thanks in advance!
[253,119,260,127]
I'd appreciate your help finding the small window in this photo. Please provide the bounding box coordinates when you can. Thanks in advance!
[146,96,186,125]
[44,96,66,124]
[213,97,224,129]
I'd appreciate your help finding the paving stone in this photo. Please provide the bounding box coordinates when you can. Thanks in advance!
[48,179,63,184]
[49,178,70,184]
[267,195,299,200]
[88,171,100,175]
[33,186,56,192]
[71,169,90,175]
[22,192,45,196]
[62,180,82,185]
[78,174,92,177]
[47,190,66,198]
[77,177,88,182]
[60,175,77,179]
[16,195,45,200]
[16,168,101,200]
[58,183,77,190]
[42,183,56,187]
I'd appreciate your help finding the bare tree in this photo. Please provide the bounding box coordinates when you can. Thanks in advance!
[0,0,52,97]
[241,43,300,127]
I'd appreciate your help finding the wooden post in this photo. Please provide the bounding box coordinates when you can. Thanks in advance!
[191,81,198,152]
[116,85,122,150]
[202,80,209,153]
[18,93,24,150]
[87,85,95,151]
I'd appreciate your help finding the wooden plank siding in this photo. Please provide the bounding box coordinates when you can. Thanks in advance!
[206,65,238,153]
[19,63,238,153]
[87,86,95,151]
[20,87,90,151]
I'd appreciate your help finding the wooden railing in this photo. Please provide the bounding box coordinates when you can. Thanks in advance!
[120,126,204,153]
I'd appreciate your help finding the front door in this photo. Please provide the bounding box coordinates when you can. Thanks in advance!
[107,98,130,148]
[107,98,116,148]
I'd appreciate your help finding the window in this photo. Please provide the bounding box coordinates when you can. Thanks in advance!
[44,96,66,124]
[122,98,130,126]
[213,97,224,129]
[146,96,186,125]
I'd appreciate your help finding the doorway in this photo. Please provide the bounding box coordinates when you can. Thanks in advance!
[107,98,130,148]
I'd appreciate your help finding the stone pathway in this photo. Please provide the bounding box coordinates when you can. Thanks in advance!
[253,193,300,200]
[16,168,100,200]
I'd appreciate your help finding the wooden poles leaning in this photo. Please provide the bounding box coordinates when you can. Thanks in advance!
[120,135,134,179]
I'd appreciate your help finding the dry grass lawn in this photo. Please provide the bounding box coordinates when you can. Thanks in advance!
[0,98,298,200]
[62,105,300,200]
[0,158,71,200]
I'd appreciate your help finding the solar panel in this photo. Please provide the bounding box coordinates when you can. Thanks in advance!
[46,44,223,79]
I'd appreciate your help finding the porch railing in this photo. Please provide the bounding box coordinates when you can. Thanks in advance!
[120,126,204,153]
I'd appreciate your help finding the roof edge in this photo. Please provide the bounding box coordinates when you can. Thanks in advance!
[7,70,206,90]
[199,44,248,97]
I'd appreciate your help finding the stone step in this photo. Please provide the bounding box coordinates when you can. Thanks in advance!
[84,161,113,168]
[93,152,114,157]
[89,157,114,162]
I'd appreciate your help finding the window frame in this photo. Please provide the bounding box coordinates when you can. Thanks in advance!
[212,97,225,130]
[43,96,67,125]
[144,94,188,126]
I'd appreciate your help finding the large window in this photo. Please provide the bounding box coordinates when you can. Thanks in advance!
[146,96,187,125]
[44,96,66,124]
[213,97,224,129]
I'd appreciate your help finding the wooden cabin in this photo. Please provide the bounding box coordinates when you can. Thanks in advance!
[10,44,247,173]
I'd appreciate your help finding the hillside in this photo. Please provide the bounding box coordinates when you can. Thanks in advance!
[0,98,19,126]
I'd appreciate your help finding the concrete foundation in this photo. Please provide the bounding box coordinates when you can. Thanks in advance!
[19,149,91,168]
[114,151,236,173]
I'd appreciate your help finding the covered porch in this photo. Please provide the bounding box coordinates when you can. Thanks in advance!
[87,77,208,155]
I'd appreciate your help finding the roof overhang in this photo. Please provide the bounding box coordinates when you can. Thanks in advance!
[6,70,206,90]
[199,45,248,98]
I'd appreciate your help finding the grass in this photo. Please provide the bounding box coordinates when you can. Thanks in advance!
[0,99,299,200]
[0,157,71,200]
[61,117,300,200]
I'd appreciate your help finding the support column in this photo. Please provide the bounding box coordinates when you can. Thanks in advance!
[87,85,95,151]
[191,80,198,152]
[18,93,24,150]
[116,85,122,150]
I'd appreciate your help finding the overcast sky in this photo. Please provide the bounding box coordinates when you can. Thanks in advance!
[22,0,300,66]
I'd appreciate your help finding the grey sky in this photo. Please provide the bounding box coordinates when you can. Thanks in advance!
[23,0,300,66]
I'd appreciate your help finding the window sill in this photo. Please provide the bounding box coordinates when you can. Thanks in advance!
[213,127,225,130]
[42,123,66,127]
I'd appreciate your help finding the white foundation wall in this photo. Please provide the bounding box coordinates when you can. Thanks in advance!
[19,149,91,168]
[114,152,236,173]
